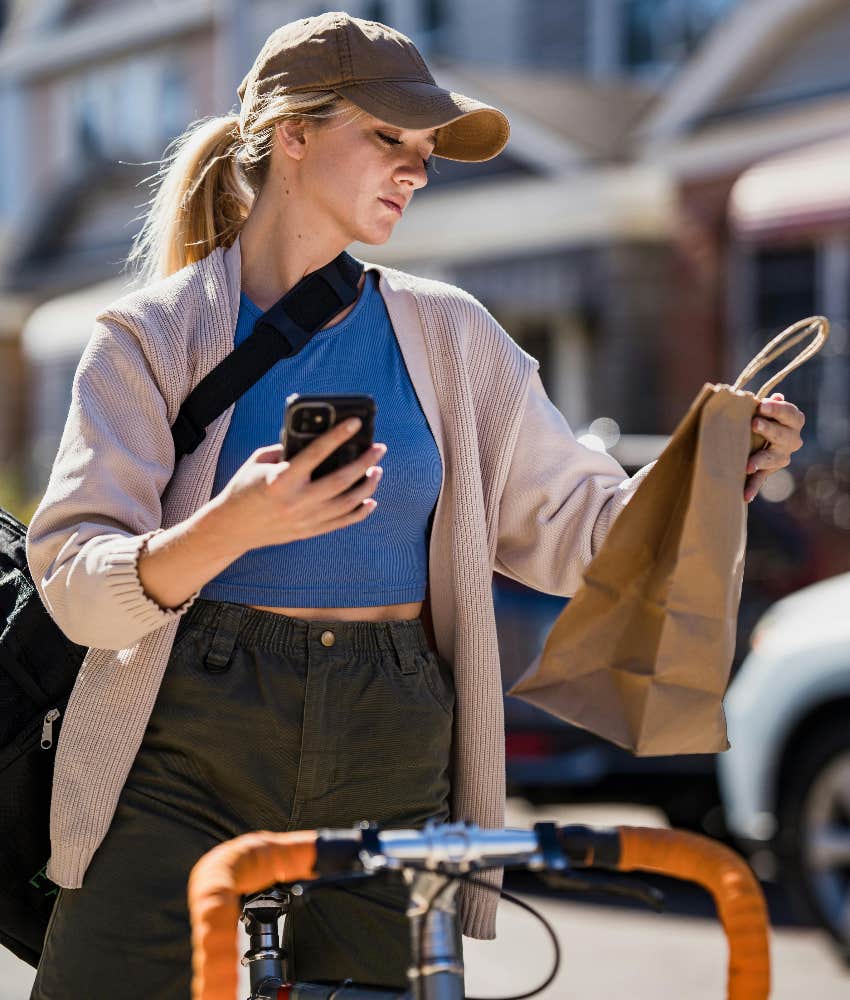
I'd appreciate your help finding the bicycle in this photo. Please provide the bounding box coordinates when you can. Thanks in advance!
[187,819,771,1000]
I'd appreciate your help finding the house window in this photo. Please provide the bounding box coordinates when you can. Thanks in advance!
[416,0,450,58]
[515,322,554,394]
[363,1,388,24]
[421,0,445,33]
[65,56,186,160]
[623,0,738,75]
[160,64,189,143]
[751,246,821,437]
[70,72,112,158]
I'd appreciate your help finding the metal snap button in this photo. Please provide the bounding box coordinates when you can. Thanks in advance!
[320,630,336,647]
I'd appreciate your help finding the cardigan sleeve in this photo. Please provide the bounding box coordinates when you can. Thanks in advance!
[25,317,199,650]
[494,370,654,596]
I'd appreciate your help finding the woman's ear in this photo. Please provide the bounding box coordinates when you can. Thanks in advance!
[275,119,308,161]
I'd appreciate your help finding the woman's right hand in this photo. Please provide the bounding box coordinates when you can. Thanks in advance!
[216,418,386,554]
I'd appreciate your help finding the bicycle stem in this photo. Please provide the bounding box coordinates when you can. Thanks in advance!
[405,870,464,1000]
[241,888,288,998]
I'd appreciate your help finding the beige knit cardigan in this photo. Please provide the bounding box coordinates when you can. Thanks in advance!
[26,235,645,939]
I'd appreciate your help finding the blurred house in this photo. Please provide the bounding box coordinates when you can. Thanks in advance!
[639,0,850,573]
[0,0,215,482]
[7,0,839,521]
[1,0,710,493]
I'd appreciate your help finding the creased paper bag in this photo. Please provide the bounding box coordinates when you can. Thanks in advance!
[508,317,829,755]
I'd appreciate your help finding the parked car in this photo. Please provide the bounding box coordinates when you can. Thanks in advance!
[718,571,850,958]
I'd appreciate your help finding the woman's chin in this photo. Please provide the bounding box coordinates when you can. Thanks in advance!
[352,217,398,247]
[355,229,394,247]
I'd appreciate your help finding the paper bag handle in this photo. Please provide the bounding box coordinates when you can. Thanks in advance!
[733,315,829,400]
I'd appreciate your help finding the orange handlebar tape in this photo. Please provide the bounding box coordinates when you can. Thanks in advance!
[617,827,770,1000]
[187,829,318,1000]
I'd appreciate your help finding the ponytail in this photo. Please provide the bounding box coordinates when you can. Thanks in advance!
[126,114,250,285]
[126,91,364,286]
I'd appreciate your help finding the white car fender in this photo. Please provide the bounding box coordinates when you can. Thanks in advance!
[719,627,850,842]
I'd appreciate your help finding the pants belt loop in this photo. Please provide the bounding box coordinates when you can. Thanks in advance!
[387,625,418,675]
[205,604,247,673]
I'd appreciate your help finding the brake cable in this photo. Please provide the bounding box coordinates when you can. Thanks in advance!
[277,844,665,999]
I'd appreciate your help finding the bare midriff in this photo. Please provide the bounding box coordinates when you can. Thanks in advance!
[247,601,423,622]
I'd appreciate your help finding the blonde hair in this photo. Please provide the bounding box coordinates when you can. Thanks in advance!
[125,90,365,285]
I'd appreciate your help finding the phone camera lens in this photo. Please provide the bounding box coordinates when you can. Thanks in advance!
[294,406,330,433]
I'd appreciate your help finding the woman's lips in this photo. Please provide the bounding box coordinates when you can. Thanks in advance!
[379,198,403,216]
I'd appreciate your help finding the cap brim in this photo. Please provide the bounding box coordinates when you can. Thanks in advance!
[332,79,510,162]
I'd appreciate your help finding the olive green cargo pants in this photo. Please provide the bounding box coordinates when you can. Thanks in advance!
[32,599,456,999]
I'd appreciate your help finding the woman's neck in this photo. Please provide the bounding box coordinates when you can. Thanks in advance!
[238,192,349,312]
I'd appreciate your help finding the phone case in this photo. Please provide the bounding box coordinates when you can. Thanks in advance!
[281,393,377,481]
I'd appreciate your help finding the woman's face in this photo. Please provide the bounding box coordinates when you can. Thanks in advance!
[279,107,437,246]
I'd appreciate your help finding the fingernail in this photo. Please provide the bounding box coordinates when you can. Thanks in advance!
[367,466,383,479]
[374,443,387,455]
[346,418,362,432]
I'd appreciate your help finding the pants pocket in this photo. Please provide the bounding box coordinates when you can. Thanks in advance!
[420,651,455,717]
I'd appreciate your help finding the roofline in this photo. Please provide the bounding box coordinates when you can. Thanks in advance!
[0,0,214,81]
[640,0,842,142]
[641,92,850,180]
[20,275,133,359]
[431,66,590,174]
[729,131,850,239]
[353,166,675,268]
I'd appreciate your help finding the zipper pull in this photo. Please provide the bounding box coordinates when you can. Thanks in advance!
[41,709,61,750]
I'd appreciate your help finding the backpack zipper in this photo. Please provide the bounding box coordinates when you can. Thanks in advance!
[40,708,61,750]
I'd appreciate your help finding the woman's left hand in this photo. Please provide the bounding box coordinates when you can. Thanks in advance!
[744,392,805,503]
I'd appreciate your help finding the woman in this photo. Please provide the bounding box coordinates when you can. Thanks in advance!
[25,12,804,998]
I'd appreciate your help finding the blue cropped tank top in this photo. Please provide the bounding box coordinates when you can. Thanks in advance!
[200,270,443,607]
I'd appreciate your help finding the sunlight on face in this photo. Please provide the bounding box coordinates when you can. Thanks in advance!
[294,107,438,246]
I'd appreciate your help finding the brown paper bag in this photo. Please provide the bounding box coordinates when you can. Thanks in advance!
[507,317,829,755]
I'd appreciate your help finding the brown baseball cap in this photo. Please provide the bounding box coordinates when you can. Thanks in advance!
[237,11,510,162]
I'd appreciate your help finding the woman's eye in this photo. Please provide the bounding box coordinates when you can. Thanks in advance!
[378,132,433,172]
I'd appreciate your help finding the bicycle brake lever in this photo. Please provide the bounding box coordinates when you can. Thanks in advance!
[540,870,665,912]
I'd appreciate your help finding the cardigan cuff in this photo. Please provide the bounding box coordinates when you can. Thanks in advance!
[458,869,500,939]
[102,528,199,629]
[46,843,89,889]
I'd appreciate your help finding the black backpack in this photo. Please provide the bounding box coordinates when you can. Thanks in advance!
[0,505,86,966]
[0,253,363,967]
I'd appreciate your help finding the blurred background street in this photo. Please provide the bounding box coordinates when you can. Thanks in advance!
[2,0,850,995]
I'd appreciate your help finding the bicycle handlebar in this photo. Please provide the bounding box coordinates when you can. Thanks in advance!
[188,830,318,1000]
[615,827,770,999]
[187,822,770,1000]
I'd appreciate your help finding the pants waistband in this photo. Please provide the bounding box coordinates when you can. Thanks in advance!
[176,598,431,659]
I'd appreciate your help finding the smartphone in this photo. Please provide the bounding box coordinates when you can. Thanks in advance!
[280,393,377,481]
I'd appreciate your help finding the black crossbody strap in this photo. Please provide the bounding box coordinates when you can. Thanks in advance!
[171,252,364,460]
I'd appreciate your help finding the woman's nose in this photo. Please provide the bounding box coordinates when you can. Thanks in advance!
[395,157,429,190]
